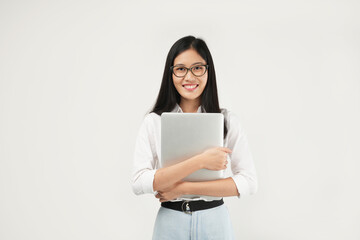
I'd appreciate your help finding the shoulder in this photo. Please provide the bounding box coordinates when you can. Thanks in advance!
[142,112,157,124]
[220,107,239,121]
[141,112,160,128]
[146,112,161,122]
[220,108,243,130]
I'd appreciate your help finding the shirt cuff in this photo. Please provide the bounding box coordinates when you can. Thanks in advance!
[231,175,250,199]
[140,169,157,195]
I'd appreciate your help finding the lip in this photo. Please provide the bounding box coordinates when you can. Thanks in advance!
[182,84,199,92]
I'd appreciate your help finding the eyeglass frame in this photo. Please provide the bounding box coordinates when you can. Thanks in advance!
[170,64,209,77]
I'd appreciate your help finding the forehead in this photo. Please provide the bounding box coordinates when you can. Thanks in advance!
[173,48,206,66]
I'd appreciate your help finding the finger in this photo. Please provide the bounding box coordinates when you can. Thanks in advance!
[220,147,232,153]
[218,147,232,153]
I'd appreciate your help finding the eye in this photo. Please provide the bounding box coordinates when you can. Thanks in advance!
[194,65,204,70]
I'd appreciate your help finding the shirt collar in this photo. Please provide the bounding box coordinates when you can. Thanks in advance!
[171,103,205,113]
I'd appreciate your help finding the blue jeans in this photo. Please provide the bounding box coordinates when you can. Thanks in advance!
[152,204,235,240]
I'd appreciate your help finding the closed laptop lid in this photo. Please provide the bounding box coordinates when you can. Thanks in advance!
[161,112,224,181]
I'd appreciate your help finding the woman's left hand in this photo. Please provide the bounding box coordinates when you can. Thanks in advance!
[155,182,185,202]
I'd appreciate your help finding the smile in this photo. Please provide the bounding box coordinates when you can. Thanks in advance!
[183,84,199,91]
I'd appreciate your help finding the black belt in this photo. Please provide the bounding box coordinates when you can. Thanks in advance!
[161,199,224,214]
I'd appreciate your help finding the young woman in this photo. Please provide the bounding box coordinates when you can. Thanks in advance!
[132,36,258,239]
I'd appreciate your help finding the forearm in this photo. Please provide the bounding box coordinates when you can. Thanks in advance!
[153,154,203,192]
[181,177,239,197]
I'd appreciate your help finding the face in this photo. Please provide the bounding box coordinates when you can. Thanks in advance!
[172,48,208,103]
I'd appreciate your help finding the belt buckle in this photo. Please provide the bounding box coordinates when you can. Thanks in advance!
[181,201,192,214]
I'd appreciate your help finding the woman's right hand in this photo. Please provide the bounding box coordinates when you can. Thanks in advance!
[199,147,232,170]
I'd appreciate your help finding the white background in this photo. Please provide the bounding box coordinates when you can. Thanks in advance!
[1,0,359,239]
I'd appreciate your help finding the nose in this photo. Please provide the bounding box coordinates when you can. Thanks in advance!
[184,69,195,81]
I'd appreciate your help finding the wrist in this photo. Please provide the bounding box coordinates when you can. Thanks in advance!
[192,153,204,169]
[179,181,191,195]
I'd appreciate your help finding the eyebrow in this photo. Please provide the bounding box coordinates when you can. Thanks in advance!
[174,62,206,67]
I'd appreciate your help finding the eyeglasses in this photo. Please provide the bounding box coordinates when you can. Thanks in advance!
[170,64,208,77]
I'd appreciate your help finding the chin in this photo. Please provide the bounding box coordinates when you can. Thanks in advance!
[180,93,201,100]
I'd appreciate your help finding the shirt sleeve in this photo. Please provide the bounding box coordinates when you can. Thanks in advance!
[131,114,157,196]
[226,111,258,199]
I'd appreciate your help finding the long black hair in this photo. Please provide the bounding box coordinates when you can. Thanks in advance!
[150,35,228,139]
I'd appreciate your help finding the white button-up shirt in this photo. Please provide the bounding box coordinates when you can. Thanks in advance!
[132,103,258,201]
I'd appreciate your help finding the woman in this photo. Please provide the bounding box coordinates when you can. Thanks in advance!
[132,35,258,239]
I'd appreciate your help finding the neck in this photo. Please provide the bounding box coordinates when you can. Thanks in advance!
[179,98,201,113]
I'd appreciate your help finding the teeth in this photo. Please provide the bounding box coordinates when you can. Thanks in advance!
[184,85,197,89]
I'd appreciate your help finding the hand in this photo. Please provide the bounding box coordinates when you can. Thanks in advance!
[155,182,184,202]
[199,147,232,171]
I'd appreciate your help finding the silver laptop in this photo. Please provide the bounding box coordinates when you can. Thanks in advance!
[161,112,224,200]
